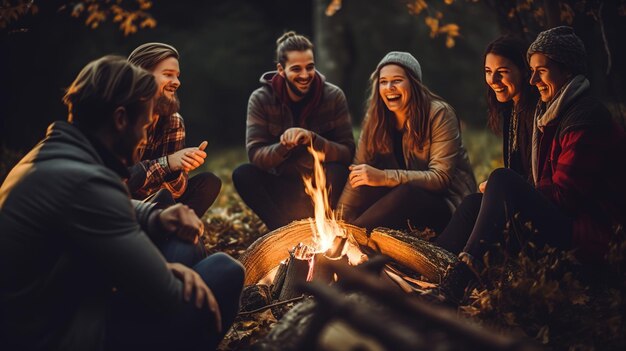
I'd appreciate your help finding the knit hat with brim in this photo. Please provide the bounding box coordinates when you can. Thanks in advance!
[376,51,422,82]
[527,26,586,74]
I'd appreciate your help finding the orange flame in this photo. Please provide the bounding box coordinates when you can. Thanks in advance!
[302,144,346,254]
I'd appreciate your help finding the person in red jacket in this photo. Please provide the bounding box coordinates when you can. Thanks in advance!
[434,26,626,303]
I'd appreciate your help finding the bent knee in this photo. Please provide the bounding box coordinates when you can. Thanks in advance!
[212,252,245,287]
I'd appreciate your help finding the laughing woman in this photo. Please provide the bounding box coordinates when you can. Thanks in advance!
[337,52,476,233]
[433,27,626,303]
[434,35,539,254]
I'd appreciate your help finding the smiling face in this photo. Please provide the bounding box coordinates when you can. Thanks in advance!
[277,49,315,101]
[485,53,523,105]
[151,56,180,116]
[378,64,411,121]
[529,53,571,102]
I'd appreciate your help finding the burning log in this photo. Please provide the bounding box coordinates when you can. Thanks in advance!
[240,221,457,286]
[359,227,458,282]
[239,219,368,285]
[278,247,310,301]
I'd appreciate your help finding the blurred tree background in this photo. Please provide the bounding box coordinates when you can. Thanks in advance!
[1,0,501,155]
[1,0,624,157]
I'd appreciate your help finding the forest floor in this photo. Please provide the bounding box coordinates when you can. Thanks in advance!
[2,128,623,350]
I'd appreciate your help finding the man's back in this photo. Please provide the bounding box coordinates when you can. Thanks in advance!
[0,121,180,350]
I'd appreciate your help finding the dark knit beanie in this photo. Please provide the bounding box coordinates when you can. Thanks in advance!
[527,26,586,74]
[376,51,423,82]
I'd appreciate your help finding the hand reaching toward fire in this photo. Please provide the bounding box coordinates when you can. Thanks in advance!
[348,164,387,188]
[158,203,204,244]
[280,127,313,150]
[167,262,222,333]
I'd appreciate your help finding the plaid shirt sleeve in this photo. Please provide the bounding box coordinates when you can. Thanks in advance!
[128,113,188,199]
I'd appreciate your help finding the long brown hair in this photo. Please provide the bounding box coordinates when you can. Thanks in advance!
[484,35,538,134]
[360,63,444,163]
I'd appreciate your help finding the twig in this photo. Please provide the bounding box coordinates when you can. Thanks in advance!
[238,295,305,316]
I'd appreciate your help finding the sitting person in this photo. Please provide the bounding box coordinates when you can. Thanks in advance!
[434,27,626,302]
[127,42,222,218]
[337,51,476,233]
[232,31,355,230]
[0,56,244,350]
[435,35,538,254]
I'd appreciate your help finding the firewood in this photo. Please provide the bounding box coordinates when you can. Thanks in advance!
[361,227,457,282]
[278,254,309,301]
[270,262,288,300]
[239,219,367,285]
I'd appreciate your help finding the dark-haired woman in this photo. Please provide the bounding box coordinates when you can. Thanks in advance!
[337,51,476,233]
[433,27,626,302]
[434,35,538,254]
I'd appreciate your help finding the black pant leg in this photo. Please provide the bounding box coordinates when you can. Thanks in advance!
[463,168,572,259]
[105,253,244,351]
[177,172,222,217]
[352,183,451,232]
[434,193,483,255]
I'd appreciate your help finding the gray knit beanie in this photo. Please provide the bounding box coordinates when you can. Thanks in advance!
[527,26,586,74]
[376,51,422,82]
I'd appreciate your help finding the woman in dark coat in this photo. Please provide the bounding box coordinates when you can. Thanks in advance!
[435,27,626,302]
[434,35,538,254]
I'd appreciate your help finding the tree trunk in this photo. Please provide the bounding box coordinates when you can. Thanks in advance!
[313,0,349,87]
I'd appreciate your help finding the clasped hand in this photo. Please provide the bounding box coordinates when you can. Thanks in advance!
[167,141,208,172]
[348,164,386,188]
[158,203,204,244]
[167,262,222,333]
[280,127,313,150]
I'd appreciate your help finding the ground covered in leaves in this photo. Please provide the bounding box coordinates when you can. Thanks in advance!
[2,130,624,350]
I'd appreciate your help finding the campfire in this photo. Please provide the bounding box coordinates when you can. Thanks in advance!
[240,143,458,306]
[234,146,532,351]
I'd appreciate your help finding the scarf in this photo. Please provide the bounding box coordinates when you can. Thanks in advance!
[531,74,590,184]
[271,72,323,127]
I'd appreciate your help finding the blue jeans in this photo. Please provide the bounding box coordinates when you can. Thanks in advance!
[104,253,244,351]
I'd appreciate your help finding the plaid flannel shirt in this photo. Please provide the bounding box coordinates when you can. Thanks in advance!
[127,113,188,199]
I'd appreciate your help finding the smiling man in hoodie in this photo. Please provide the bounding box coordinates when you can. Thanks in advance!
[232,31,355,231]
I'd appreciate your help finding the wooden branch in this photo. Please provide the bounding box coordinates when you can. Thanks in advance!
[326,259,537,351]
[238,296,305,316]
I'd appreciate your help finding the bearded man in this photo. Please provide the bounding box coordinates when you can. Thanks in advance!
[232,31,355,230]
[127,43,221,219]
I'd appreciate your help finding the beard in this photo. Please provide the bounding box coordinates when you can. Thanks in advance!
[154,93,180,117]
[285,77,310,98]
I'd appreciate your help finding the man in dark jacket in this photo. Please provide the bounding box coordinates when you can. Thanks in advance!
[232,31,355,230]
[0,56,244,350]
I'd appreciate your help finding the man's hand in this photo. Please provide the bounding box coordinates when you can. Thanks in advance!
[167,140,208,172]
[280,128,313,150]
[167,262,222,333]
[158,203,204,244]
[478,180,487,193]
[348,164,387,188]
